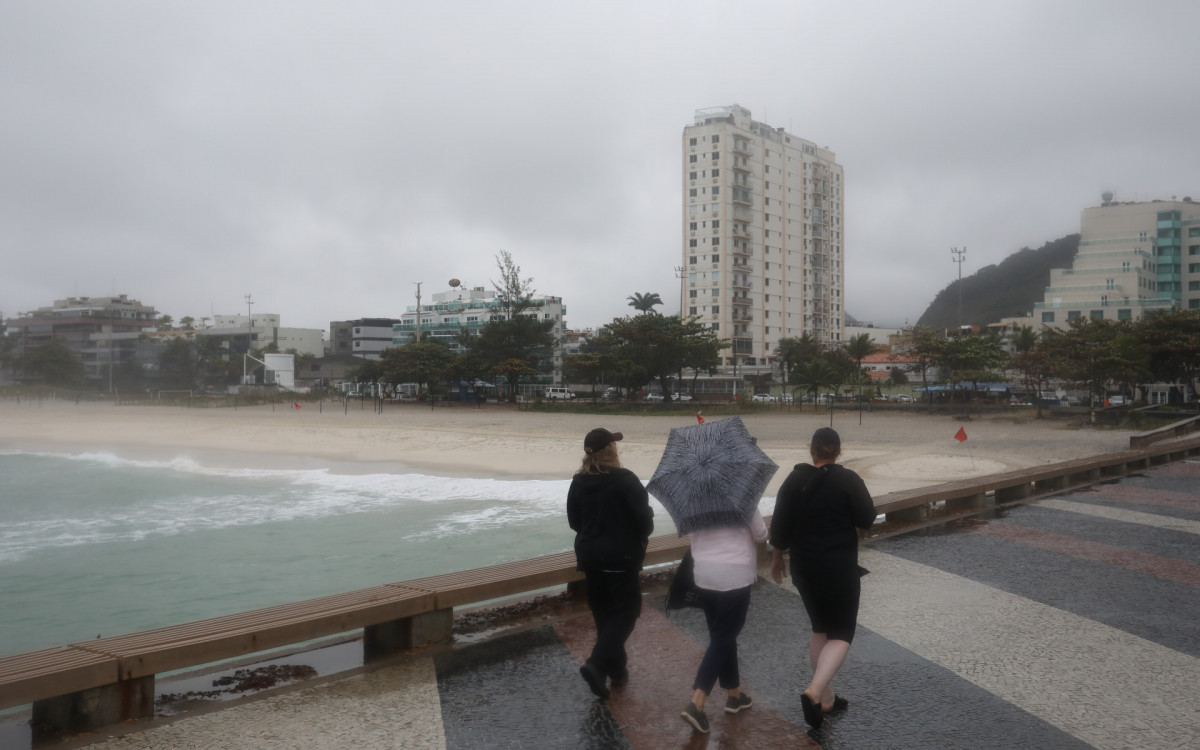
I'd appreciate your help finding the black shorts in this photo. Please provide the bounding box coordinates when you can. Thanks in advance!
[791,559,861,643]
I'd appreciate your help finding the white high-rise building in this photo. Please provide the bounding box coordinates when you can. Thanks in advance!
[682,105,845,372]
[1034,194,1200,328]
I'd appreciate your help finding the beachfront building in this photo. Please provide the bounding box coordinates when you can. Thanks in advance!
[328,318,401,360]
[1027,194,1200,330]
[392,285,567,384]
[681,104,845,377]
[6,294,159,381]
[203,314,324,358]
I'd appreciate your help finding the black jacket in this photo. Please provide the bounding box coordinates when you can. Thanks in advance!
[567,468,654,572]
[769,463,875,567]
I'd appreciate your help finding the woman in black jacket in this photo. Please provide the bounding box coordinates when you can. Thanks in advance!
[769,427,875,729]
[567,427,654,700]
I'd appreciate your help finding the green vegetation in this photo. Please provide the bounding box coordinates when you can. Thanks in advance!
[918,234,1080,329]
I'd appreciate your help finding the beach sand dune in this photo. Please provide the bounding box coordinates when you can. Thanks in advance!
[0,400,1134,496]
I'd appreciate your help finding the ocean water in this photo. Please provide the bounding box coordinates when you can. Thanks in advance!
[0,449,618,658]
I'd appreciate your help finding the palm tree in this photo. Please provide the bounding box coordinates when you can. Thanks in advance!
[792,358,839,423]
[626,292,663,315]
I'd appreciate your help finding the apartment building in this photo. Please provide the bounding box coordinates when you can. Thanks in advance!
[328,318,401,360]
[6,294,159,380]
[682,104,845,372]
[393,286,567,382]
[1033,194,1199,328]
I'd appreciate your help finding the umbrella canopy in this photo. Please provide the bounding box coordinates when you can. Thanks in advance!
[647,416,778,535]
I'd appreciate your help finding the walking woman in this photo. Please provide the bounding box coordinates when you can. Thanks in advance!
[769,427,875,730]
[679,507,769,734]
[567,428,654,700]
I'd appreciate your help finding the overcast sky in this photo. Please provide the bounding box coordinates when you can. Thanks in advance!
[3,0,1199,336]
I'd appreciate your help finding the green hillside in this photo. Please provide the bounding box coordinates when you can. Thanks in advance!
[916,234,1080,329]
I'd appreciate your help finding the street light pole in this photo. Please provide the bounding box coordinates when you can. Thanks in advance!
[413,282,422,343]
[950,246,967,329]
[244,294,254,384]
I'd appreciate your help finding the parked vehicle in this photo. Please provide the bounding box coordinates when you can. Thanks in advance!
[751,393,775,403]
[894,394,914,403]
[672,393,693,402]
[545,387,576,400]
[780,393,794,404]
[601,387,621,401]
[643,393,664,402]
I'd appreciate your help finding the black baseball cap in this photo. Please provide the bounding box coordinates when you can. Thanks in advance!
[584,428,624,454]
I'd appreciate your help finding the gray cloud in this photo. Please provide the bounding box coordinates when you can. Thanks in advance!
[3,0,1199,334]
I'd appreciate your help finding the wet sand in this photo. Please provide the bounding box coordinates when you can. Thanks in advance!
[0,399,1135,496]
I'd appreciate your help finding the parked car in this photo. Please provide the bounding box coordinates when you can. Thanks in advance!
[1108,395,1127,406]
[894,394,914,403]
[643,393,664,402]
[545,387,575,400]
[672,393,693,402]
[600,387,621,401]
[751,393,775,403]
[780,393,794,404]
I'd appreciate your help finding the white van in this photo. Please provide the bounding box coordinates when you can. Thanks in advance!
[545,387,576,400]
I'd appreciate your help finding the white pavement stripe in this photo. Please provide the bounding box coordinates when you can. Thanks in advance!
[86,656,446,750]
[836,549,1200,750]
[1038,498,1200,536]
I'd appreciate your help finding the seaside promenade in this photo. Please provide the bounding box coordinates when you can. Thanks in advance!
[38,457,1199,750]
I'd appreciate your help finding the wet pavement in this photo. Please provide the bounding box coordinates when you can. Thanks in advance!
[38,460,1200,749]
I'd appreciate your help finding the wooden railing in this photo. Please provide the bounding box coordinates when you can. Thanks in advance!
[4,432,1199,738]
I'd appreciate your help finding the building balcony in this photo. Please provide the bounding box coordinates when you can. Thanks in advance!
[732,279,751,290]
[731,296,751,306]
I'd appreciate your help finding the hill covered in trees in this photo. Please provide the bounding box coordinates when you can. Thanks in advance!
[917,234,1080,329]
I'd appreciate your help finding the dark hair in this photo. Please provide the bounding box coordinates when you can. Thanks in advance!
[810,427,841,461]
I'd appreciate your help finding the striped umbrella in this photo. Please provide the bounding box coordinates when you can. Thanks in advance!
[646,416,778,535]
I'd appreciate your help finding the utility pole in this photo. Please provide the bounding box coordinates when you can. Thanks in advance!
[413,282,422,343]
[244,294,254,384]
[950,246,967,330]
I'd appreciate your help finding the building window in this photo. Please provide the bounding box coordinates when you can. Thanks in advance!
[712,306,719,314]
[689,172,696,180]
[690,155,697,163]
[711,186,720,196]
[712,220,719,228]
[689,188,697,197]
[711,323,719,330]
[690,239,697,247]
[1189,227,1199,237]
[689,137,697,146]
[689,256,697,264]
[712,169,720,178]
[1190,245,1200,255]
[1117,309,1132,320]
[1190,281,1200,291]
[689,290,697,298]
[689,307,697,315]
[1067,311,1081,321]
[711,135,719,143]
[1090,310,1103,320]
[1192,299,1200,309]
[712,255,720,263]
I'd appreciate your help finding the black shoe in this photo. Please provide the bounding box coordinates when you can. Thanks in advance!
[610,668,629,687]
[681,702,710,733]
[801,692,824,729]
[725,693,753,714]
[580,662,609,699]
[824,694,849,714]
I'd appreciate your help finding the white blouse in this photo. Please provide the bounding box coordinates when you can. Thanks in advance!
[689,509,769,591]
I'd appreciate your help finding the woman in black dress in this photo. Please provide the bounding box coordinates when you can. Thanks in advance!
[769,427,875,729]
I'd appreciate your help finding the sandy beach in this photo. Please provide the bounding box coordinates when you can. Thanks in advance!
[0,399,1136,497]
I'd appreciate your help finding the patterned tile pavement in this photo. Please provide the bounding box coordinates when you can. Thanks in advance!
[32,460,1200,749]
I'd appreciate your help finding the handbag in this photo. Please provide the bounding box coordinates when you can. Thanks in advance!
[665,549,704,614]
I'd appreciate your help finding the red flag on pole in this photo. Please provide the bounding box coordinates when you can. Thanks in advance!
[294,402,302,409]
[954,426,967,442]
[696,413,705,424]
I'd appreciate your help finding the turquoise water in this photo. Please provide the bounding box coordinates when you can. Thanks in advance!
[0,450,594,657]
